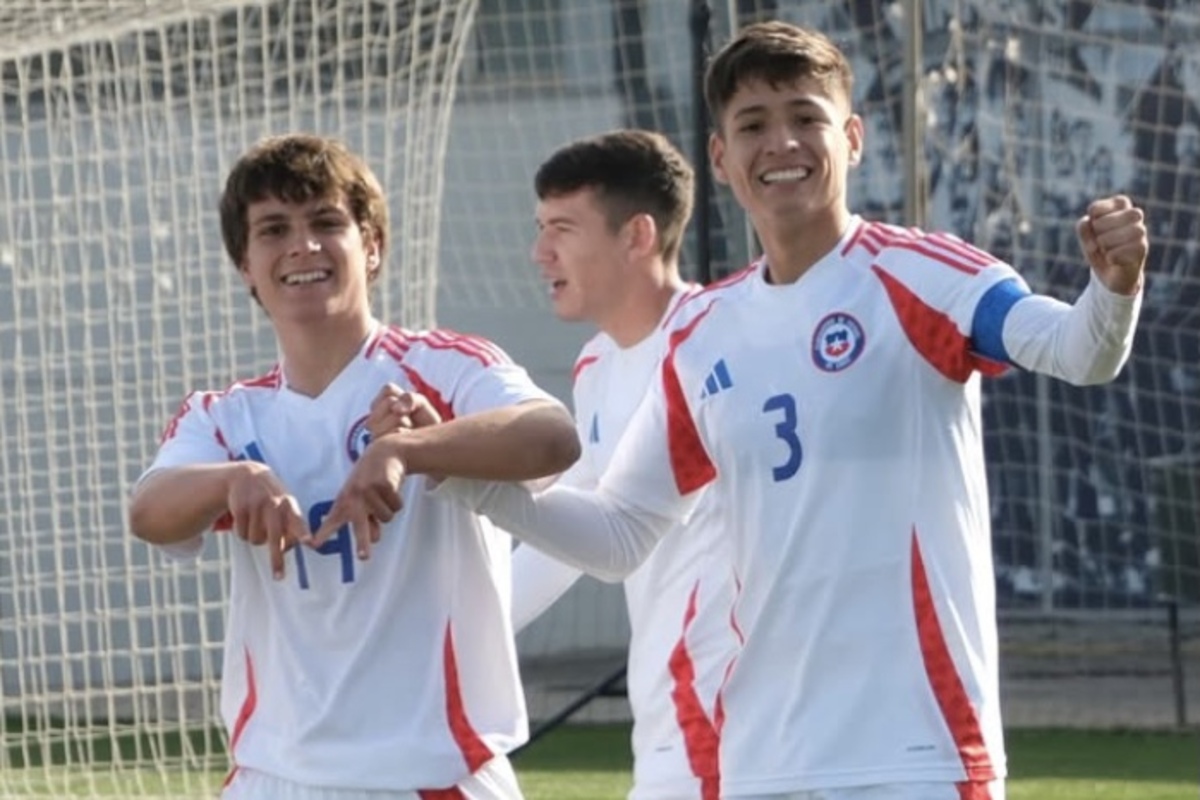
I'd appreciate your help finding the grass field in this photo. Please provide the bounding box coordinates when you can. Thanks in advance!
[512,725,1199,800]
[0,724,1194,798]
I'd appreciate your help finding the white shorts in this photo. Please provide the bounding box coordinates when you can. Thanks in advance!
[729,780,1006,800]
[221,756,523,800]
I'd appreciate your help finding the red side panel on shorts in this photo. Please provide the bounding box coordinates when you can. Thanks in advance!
[667,581,720,800]
[442,623,493,773]
[911,532,996,783]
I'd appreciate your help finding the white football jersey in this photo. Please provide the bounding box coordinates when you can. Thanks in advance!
[141,324,553,793]
[600,217,1027,795]
[514,287,739,799]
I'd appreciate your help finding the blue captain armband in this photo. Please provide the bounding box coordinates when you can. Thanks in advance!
[971,278,1030,365]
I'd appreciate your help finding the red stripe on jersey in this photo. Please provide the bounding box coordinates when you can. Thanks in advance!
[712,574,743,737]
[419,787,467,800]
[667,582,721,800]
[221,647,259,789]
[957,781,996,800]
[572,354,600,383]
[158,396,191,443]
[420,329,510,367]
[442,623,494,773]
[855,223,988,275]
[663,306,718,495]
[911,532,996,783]
[401,365,456,422]
[873,267,1007,383]
[371,326,416,364]
[839,219,869,256]
[659,282,705,331]
[364,326,393,359]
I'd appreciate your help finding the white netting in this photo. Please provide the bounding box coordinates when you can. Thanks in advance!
[0,0,476,795]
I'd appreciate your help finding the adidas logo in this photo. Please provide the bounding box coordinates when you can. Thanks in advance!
[700,358,733,399]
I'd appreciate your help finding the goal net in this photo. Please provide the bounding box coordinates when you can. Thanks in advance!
[444,0,1199,733]
[0,0,476,796]
[1,0,1198,796]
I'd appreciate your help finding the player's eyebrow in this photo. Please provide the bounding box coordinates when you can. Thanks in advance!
[248,210,289,228]
[537,213,578,229]
[732,97,824,119]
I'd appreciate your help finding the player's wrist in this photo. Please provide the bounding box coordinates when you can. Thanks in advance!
[224,459,268,495]
[372,429,414,473]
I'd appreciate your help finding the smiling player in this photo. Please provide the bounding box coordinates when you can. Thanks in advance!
[128,133,579,800]
[434,21,1148,800]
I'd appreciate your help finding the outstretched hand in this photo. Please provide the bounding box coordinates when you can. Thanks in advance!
[312,386,444,561]
[1075,195,1148,296]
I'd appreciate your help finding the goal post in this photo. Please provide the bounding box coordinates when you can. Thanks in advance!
[0,0,477,796]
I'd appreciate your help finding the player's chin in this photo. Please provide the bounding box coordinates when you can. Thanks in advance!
[550,297,586,323]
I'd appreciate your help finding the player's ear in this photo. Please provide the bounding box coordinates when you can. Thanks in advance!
[623,213,658,259]
[365,237,382,282]
[845,113,865,168]
[709,131,730,185]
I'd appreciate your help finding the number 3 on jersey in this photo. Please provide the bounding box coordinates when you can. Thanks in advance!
[763,393,803,482]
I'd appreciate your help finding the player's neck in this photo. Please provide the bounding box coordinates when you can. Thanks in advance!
[275,313,375,398]
[758,206,852,285]
[601,273,687,349]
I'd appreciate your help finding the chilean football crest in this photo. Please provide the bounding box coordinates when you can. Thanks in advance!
[811,312,866,372]
[346,414,372,462]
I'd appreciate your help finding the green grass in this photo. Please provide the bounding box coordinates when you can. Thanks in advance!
[512,725,1199,800]
[1,723,1195,798]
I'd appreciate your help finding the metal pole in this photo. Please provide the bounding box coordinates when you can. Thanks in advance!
[689,0,713,285]
[901,0,927,228]
[1167,600,1188,728]
[1025,29,1057,612]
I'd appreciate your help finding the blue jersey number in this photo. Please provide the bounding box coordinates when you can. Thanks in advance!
[763,393,803,482]
[292,500,356,590]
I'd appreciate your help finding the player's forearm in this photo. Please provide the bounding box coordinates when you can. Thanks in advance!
[1003,274,1142,386]
[128,463,245,545]
[438,478,668,582]
[381,399,580,481]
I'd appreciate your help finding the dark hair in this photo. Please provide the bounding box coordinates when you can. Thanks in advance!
[535,129,694,262]
[219,133,389,270]
[704,21,854,128]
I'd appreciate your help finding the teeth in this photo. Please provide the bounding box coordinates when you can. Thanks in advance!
[282,270,329,285]
[762,167,810,184]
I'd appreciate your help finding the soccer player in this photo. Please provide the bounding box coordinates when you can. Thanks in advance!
[515,130,736,800]
[128,133,579,800]
[368,130,736,800]
[433,21,1148,800]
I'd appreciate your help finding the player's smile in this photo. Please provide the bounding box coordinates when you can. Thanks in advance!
[760,166,812,185]
[280,268,333,287]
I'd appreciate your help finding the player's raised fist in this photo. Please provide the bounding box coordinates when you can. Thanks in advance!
[1075,194,1148,297]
